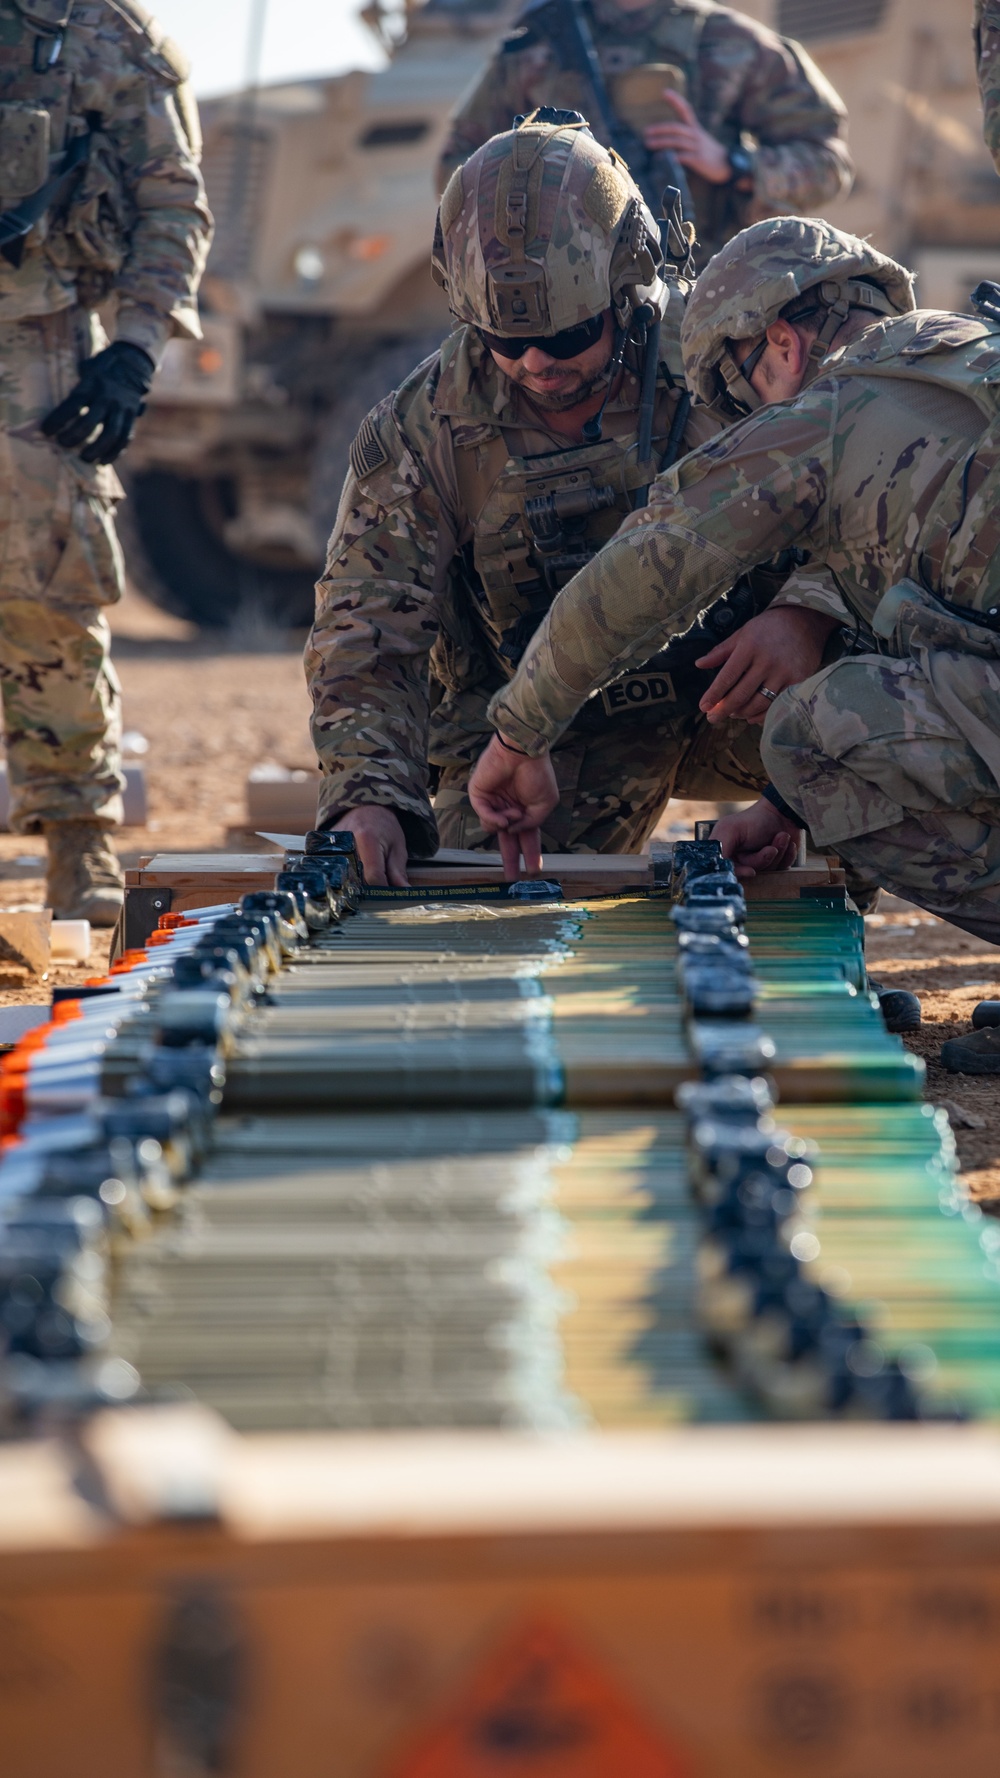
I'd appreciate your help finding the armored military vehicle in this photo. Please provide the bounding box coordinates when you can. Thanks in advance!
[127,0,512,627]
[754,0,1000,301]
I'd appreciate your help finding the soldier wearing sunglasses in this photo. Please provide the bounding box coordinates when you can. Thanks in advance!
[305,115,837,885]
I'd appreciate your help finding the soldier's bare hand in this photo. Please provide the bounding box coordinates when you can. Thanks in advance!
[643,92,731,184]
[711,798,802,879]
[468,735,558,878]
[338,806,410,887]
[697,607,838,724]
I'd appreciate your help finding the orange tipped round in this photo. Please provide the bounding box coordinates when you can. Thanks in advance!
[51,1000,83,1025]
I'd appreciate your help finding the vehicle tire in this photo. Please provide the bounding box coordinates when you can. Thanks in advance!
[129,470,317,630]
[309,330,445,546]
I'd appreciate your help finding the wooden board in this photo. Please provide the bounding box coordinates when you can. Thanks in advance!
[116,850,844,959]
[4,1411,1000,1777]
[128,849,843,903]
[123,856,280,919]
[407,848,656,896]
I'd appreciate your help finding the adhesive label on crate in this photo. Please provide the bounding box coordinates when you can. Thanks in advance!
[389,1617,689,1777]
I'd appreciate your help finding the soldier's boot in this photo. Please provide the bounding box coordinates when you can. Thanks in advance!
[868,978,922,1035]
[941,1002,1000,1073]
[940,1028,1000,1074]
[44,821,124,926]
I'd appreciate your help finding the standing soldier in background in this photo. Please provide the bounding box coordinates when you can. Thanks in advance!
[437,0,853,263]
[306,116,838,886]
[0,0,211,924]
[975,0,1000,172]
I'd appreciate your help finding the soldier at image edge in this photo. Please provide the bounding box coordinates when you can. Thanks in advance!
[468,214,1000,1065]
[305,114,842,886]
[437,0,854,264]
[975,0,1000,172]
[0,0,212,923]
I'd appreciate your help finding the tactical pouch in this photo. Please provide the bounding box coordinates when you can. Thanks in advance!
[871,578,1000,658]
[53,130,127,285]
[0,103,50,204]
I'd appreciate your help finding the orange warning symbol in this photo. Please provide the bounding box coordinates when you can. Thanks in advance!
[388,1616,691,1778]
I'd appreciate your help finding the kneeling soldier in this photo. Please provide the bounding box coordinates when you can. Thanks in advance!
[306,114,834,884]
[468,217,1000,1054]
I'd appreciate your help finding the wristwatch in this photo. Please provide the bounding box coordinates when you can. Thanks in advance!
[727,143,756,189]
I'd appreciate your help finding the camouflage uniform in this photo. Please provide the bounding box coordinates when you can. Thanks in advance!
[307,119,774,859]
[0,0,210,832]
[438,0,853,263]
[488,217,1000,939]
[975,0,1000,174]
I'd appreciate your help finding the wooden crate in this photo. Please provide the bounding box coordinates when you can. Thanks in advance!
[117,850,846,957]
[3,1408,1000,1777]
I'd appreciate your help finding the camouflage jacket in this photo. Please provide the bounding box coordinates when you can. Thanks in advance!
[489,310,1000,753]
[437,0,853,262]
[975,0,1000,174]
[306,315,729,854]
[0,0,212,361]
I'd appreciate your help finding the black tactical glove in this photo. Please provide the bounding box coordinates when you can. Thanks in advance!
[41,340,155,465]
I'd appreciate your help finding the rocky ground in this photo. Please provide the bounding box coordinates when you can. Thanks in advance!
[0,585,996,1195]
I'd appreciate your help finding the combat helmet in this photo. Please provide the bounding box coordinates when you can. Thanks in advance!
[681,216,915,413]
[432,110,669,339]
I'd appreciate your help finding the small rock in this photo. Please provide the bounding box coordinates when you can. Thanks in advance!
[937,1099,987,1130]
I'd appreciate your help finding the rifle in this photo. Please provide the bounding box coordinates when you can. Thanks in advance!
[521,0,695,229]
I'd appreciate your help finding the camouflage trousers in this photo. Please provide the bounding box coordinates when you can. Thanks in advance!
[431,688,768,851]
[0,307,125,832]
[763,651,1000,944]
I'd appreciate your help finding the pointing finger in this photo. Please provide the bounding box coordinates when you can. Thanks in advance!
[518,826,543,876]
[498,829,524,878]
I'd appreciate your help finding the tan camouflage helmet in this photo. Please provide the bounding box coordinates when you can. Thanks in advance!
[432,114,667,339]
[681,216,916,412]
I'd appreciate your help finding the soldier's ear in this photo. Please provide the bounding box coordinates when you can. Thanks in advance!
[761,320,812,394]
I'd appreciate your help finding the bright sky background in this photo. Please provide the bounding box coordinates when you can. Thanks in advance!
[153,0,389,97]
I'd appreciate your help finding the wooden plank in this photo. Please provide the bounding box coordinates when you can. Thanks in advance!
[419,848,653,878]
[168,884,276,914]
[744,864,845,899]
[130,853,839,901]
[142,853,280,875]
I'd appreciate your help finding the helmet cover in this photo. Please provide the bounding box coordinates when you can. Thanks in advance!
[681,215,915,409]
[432,115,668,338]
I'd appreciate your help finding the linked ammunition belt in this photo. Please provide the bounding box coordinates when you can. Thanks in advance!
[0,834,991,1434]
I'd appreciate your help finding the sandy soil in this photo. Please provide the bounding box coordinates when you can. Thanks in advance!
[863,905,1000,1199]
[0,585,996,1197]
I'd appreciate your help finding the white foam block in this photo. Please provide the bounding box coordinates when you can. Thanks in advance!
[51,920,91,963]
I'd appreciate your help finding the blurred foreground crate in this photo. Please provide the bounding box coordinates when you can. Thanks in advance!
[18,849,992,1777]
[4,1411,1000,1777]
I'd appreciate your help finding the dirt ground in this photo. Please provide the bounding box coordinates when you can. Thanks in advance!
[863,907,1000,1199]
[0,585,997,1198]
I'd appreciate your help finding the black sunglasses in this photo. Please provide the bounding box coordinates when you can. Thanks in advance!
[478,313,606,361]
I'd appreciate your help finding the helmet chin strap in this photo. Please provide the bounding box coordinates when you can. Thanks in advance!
[807,277,898,360]
[581,322,628,442]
